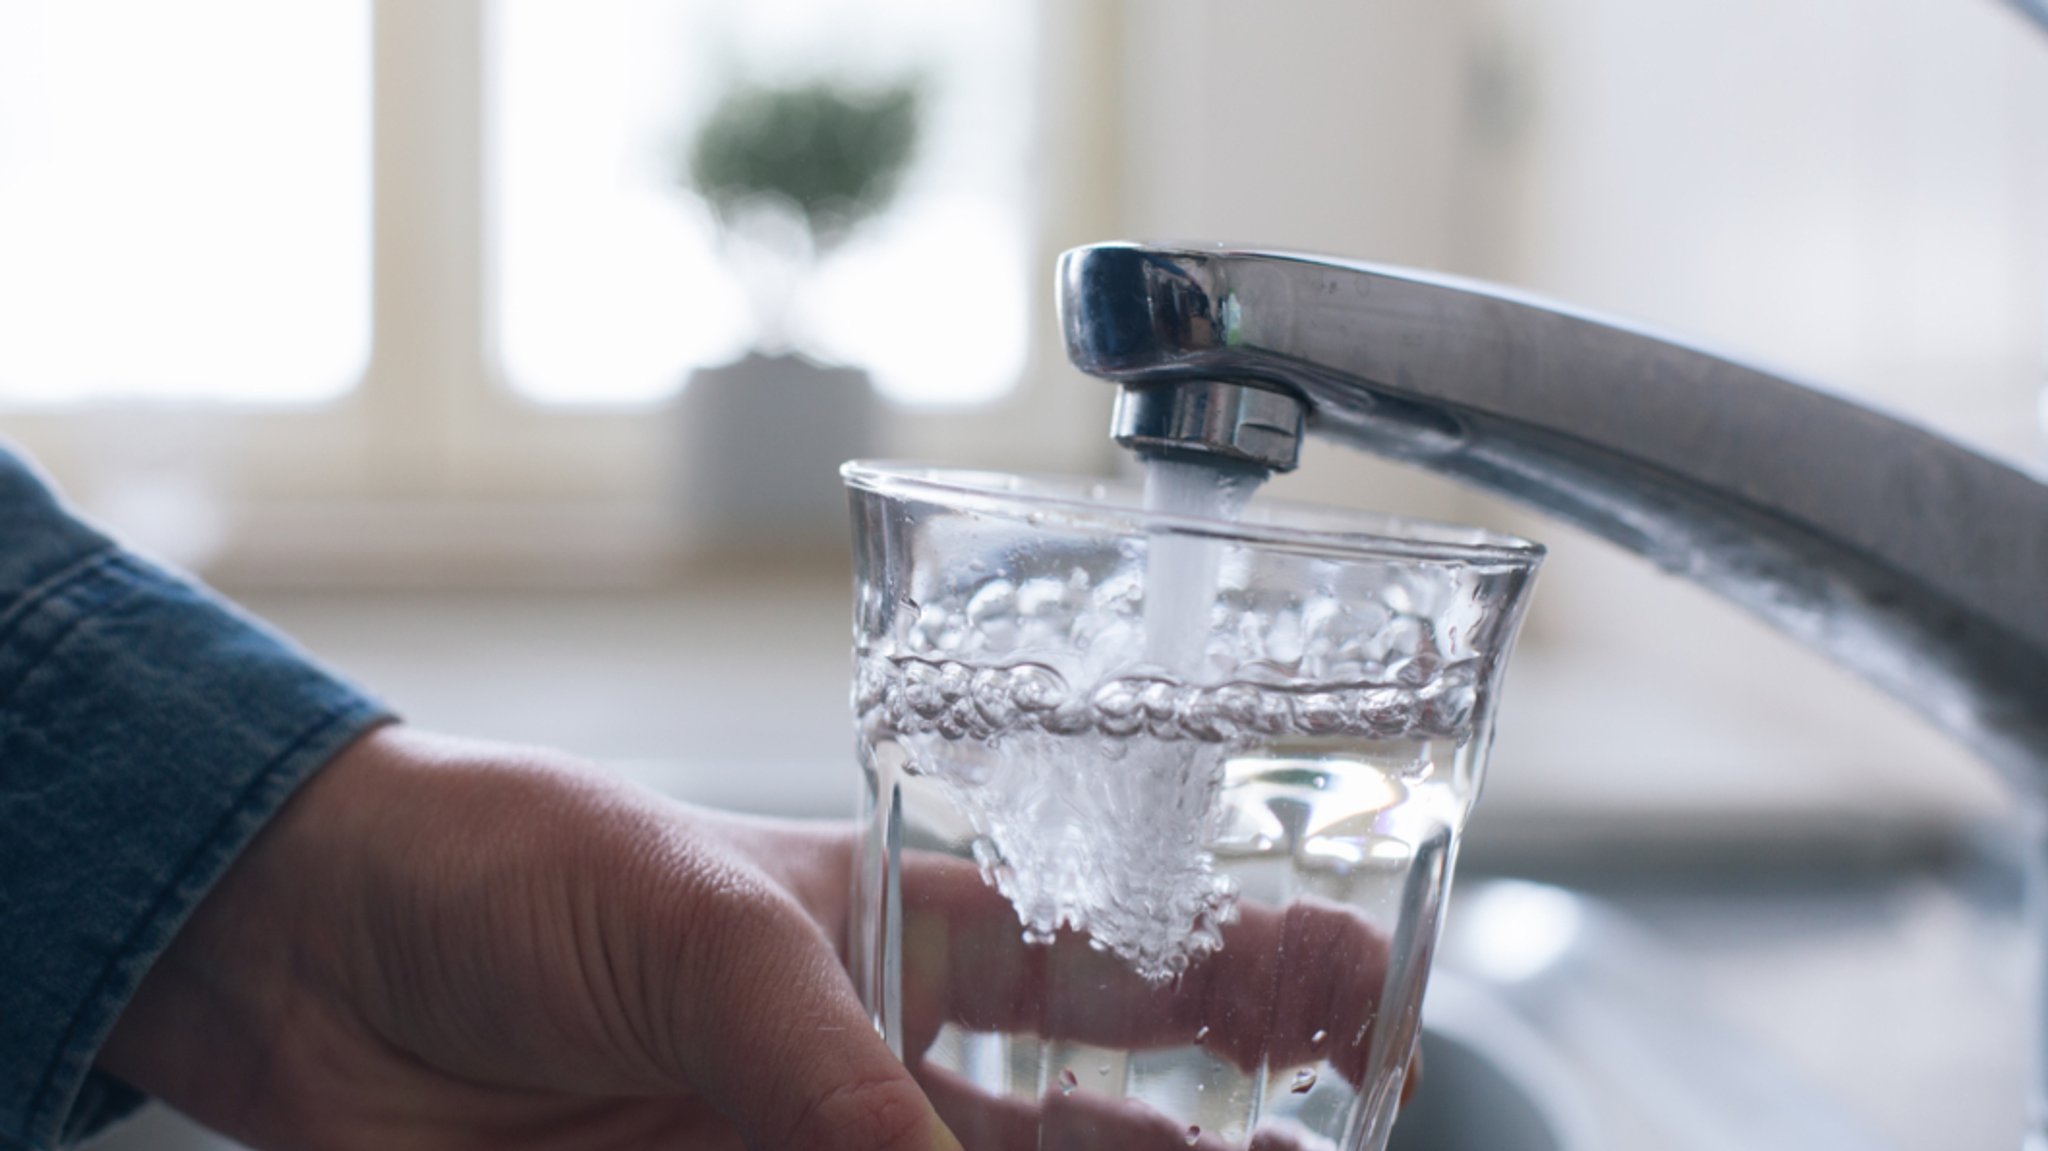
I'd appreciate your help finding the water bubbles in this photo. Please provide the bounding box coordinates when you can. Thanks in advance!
[1194,682,1258,741]
[1014,574,1063,615]
[1263,610,1305,667]
[1419,677,1477,733]
[1009,663,1067,711]
[965,577,1013,620]
[1355,686,1415,737]
[1140,678,1185,740]
[902,661,946,719]
[1139,678,1180,716]
[853,656,888,712]
[1181,694,1239,743]
[969,666,1018,730]
[1237,691,1281,737]
[1043,698,1096,735]
[1090,678,1148,736]
[859,543,1490,981]
[1057,1068,1078,1095]
[1293,691,1348,734]
[1290,1068,1318,1094]
[1097,1064,1111,1077]
[864,657,1481,745]
[1390,651,1443,688]
[860,650,1483,978]
[1310,1029,1328,1045]
[1194,1024,1211,1043]
[1185,1126,1202,1145]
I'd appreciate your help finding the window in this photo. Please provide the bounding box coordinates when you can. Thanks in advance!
[0,0,370,404]
[490,0,1033,406]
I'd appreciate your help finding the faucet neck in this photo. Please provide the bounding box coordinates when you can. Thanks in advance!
[1061,241,2048,782]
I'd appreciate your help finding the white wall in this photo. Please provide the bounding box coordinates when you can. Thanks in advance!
[1103,0,2048,822]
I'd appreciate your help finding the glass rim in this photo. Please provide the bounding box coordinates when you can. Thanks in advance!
[842,459,1545,569]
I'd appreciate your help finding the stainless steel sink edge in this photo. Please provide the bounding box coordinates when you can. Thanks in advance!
[1422,880,1903,1151]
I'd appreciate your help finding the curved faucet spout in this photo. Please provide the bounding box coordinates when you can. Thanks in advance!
[1059,242,2048,785]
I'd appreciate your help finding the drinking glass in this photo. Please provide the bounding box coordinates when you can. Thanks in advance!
[844,462,1542,1151]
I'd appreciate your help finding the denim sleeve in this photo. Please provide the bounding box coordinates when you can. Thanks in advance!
[0,448,392,1150]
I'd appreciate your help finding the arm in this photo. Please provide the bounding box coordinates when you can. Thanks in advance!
[0,447,963,1151]
[0,446,388,1149]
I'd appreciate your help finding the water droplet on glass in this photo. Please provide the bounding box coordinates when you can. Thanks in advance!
[1291,1068,1318,1094]
[1310,1028,1328,1045]
[1194,1024,1211,1043]
[1097,1064,1111,1077]
[1184,1126,1201,1145]
[1058,1068,1078,1095]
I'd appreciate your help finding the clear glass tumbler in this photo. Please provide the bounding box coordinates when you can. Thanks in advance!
[844,462,1542,1151]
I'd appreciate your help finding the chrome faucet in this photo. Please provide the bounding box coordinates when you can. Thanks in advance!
[1057,241,2048,1141]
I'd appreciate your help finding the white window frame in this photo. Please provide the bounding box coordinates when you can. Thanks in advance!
[2,0,1119,587]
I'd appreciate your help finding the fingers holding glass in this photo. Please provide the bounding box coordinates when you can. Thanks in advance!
[885,849,1405,1149]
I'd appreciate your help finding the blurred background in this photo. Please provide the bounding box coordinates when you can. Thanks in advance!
[4,0,2045,1147]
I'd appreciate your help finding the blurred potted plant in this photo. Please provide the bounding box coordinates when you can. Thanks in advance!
[673,76,921,560]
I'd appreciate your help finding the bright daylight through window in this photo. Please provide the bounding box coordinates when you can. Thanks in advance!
[491,0,1033,407]
[0,0,370,404]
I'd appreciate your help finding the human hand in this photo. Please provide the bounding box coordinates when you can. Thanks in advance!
[100,726,1414,1151]
[886,854,1412,1150]
[99,726,964,1151]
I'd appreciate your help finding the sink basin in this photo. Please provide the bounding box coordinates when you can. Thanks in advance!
[1389,1025,1573,1151]
[1393,879,1915,1151]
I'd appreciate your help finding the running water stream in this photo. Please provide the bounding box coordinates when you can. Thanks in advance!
[1139,457,1266,675]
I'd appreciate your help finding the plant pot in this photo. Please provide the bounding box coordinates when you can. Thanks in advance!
[671,351,879,561]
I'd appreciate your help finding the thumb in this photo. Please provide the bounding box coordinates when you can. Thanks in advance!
[671,873,962,1151]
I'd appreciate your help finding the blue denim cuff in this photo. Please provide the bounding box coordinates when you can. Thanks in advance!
[0,453,392,1149]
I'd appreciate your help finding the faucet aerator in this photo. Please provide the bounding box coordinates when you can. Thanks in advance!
[1109,379,1306,474]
